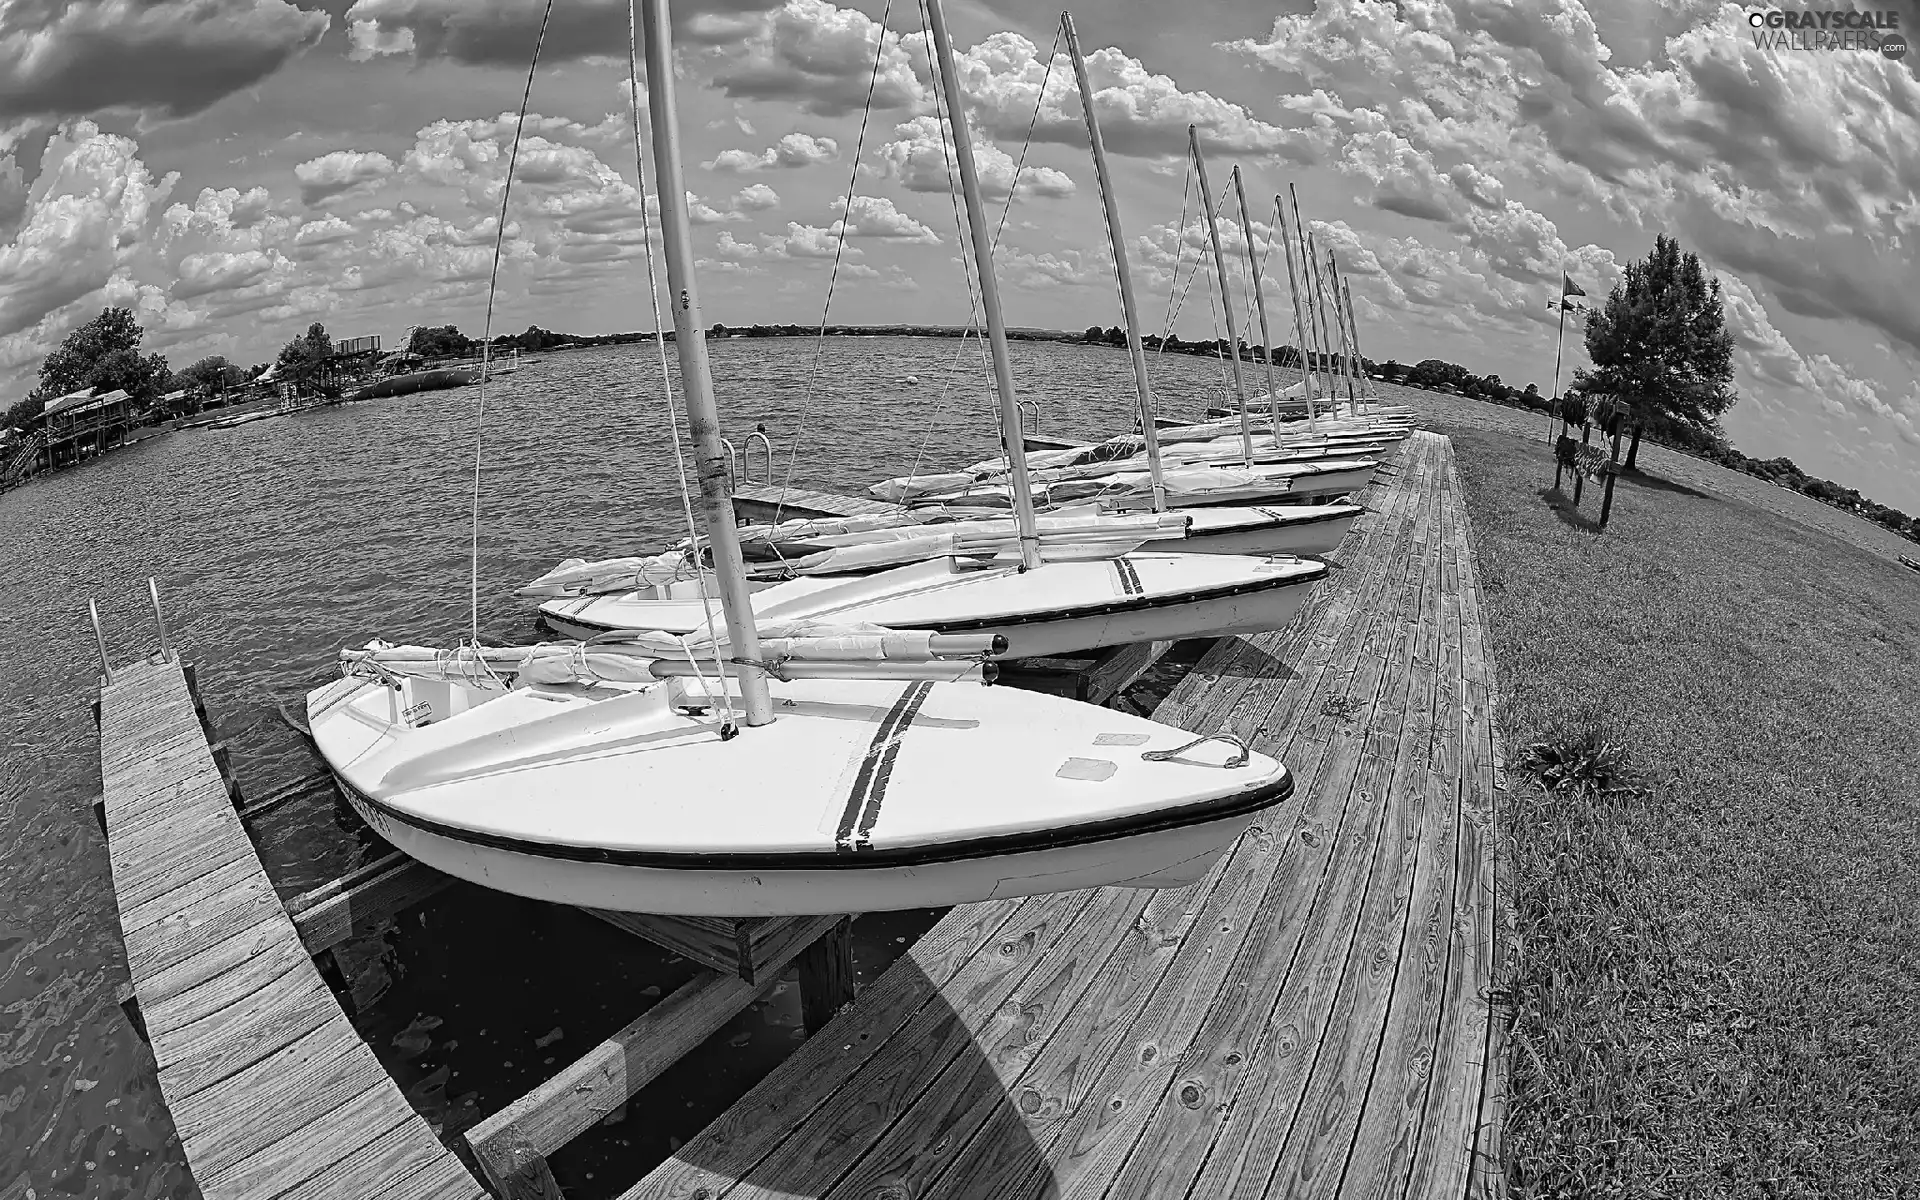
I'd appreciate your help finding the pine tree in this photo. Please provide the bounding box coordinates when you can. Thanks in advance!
[1575,234,1736,470]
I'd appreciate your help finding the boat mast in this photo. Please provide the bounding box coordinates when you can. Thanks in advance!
[1341,274,1370,414]
[1327,249,1359,410]
[639,0,773,726]
[1063,11,1163,512]
[1306,231,1336,417]
[1230,166,1278,437]
[1189,126,1252,467]
[1287,184,1324,424]
[925,0,1042,568]
[1275,194,1317,430]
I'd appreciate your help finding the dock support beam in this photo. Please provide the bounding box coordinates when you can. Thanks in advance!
[798,917,856,1034]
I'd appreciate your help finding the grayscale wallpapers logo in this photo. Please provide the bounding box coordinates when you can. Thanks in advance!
[1747,8,1908,58]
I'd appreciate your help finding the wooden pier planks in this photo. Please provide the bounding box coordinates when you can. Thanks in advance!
[623,430,1505,1199]
[729,484,904,523]
[98,655,483,1200]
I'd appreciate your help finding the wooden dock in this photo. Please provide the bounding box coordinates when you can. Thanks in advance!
[97,654,486,1199]
[619,429,1505,1199]
[730,484,904,523]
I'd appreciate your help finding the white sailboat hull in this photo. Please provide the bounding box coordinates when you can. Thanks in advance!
[335,775,1257,914]
[540,553,1326,659]
[1170,505,1361,556]
[309,672,1294,916]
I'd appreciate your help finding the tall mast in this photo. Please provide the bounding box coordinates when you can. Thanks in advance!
[640,0,773,726]
[1275,195,1317,430]
[1189,126,1252,466]
[1230,166,1278,437]
[1288,183,1326,424]
[926,0,1041,567]
[1327,249,1358,408]
[1064,11,1163,511]
[1306,231,1336,416]
[1340,274,1368,414]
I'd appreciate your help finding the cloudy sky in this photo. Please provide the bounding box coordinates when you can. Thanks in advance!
[2,0,1916,508]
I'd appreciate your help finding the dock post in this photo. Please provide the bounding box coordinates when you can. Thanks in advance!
[798,917,856,1034]
[88,599,112,685]
[479,1135,566,1200]
[147,578,171,659]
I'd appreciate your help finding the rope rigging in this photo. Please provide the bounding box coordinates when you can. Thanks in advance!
[468,0,555,646]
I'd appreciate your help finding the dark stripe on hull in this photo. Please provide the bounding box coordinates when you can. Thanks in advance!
[336,768,1292,872]
[834,680,934,852]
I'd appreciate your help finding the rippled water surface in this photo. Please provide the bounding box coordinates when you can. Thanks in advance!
[0,336,1247,1199]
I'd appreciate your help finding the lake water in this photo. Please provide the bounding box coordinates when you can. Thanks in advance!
[0,335,1252,1199]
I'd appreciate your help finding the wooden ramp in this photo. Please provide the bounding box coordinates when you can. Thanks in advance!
[620,430,1503,1199]
[98,655,485,1200]
[730,484,904,523]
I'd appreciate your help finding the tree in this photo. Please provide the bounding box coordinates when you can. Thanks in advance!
[1575,234,1735,471]
[1084,325,1105,343]
[407,324,474,359]
[276,322,336,394]
[172,355,247,397]
[27,307,171,412]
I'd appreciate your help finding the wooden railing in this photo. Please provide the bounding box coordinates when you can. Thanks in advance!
[0,430,46,490]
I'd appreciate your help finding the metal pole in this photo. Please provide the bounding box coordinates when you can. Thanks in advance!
[89,600,112,684]
[1276,195,1317,431]
[1551,292,1569,444]
[1064,11,1165,512]
[640,0,773,726]
[1231,167,1279,438]
[147,578,171,659]
[927,0,1043,567]
[1288,184,1326,425]
[1189,126,1252,467]
[1327,251,1358,409]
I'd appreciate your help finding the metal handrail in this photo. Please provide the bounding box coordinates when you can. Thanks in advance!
[148,578,171,659]
[719,436,739,486]
[89,599,112,684]
[744,430,774,485]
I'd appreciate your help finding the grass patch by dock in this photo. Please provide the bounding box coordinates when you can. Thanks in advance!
[1441,426,1919,1197]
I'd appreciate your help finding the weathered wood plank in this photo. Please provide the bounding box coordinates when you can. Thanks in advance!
[468,968,767,1176]
[584,908,750,975]
[793,882,1191,1200]
[1082,640,1175,708]
[149,960,337,1103]
[285,852,459,956]
[621,897,1056,1199]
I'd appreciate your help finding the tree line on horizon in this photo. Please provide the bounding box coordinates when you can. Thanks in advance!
[5,257,1915,548]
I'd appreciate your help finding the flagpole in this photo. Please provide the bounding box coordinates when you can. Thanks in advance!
[1550,291,1568,444]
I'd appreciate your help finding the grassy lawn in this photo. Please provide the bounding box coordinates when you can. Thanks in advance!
[1434,423,1919,1197]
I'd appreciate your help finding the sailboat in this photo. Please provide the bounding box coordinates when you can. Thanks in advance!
[304,0,1299,917]
[536,11,1328,658]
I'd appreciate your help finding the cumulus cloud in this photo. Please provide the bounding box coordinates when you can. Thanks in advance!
[340,0,783,66]
[877,115,1075,200]
[925,32,1307,160]
[731,182,780,211]
[697,0,923,117]
[829,194,940,243]
[704,131,839,172]
[294,150,396,205]
[0,121,174,340]
[0,0,330,120]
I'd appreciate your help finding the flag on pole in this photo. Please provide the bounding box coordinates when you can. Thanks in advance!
[1562,272,1585,298]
